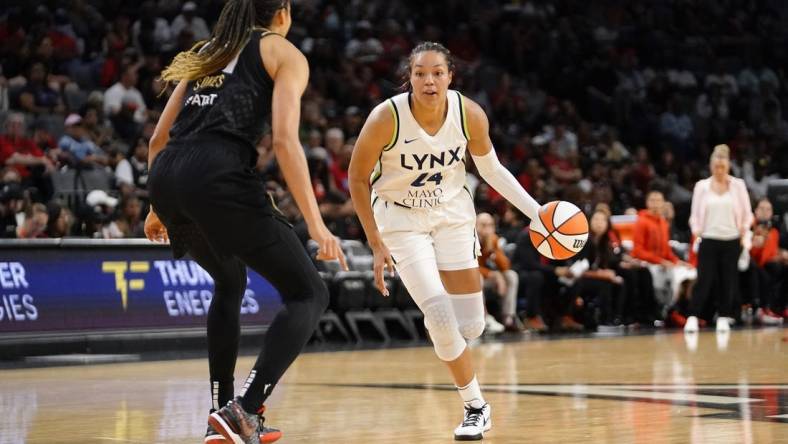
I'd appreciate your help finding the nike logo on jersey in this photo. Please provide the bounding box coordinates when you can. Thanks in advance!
[404,137,419,144]
[400,146,462,170]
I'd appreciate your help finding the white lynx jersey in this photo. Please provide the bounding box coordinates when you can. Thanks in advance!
[370,90,471,209]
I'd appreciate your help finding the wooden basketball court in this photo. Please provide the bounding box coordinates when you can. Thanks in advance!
[2,328,785,443]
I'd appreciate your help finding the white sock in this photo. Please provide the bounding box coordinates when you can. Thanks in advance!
[457,375,486,409]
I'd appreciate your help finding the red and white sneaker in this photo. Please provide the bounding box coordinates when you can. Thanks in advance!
[209,398,282,444]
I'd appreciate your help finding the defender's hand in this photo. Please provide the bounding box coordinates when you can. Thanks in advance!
[309,223,349,271]
[144,210,169,244]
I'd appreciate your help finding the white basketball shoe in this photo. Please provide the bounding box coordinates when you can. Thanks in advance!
[454,403,491,441]
[684,316,699,333]
[716,317,730,332]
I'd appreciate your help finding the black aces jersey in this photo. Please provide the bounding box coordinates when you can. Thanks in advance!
[169,29,275,152]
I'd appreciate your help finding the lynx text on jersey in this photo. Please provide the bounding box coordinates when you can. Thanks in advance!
[399,146,462,171]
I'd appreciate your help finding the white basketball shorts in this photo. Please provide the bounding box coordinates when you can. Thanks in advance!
[372,190,481,271]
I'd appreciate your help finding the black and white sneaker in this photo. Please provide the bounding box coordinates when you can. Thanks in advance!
[454,403,492,441]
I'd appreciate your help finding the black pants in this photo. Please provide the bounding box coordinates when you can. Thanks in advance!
[540,271,574,327]
[619,267,656,324]
[575,277,625,326]
[148,140,328,413]
[747,261,787,311]
[690,238,741,319]
[517,270,544,318]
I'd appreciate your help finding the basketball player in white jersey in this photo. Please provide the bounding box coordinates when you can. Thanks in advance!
[348,42,542,441]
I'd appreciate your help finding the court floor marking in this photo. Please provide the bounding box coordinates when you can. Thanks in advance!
[307,382,788,424]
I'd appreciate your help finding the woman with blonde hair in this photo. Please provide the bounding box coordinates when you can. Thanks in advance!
[144,1,347,442]
[685,144,752,332]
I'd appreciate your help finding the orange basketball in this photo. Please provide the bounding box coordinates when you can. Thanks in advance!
[529,201,588,260]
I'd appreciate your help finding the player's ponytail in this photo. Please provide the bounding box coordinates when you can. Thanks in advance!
[399,41,456,92]
[161,0,289,85]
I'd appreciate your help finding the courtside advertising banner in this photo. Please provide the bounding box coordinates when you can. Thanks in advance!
[0,247,281,333]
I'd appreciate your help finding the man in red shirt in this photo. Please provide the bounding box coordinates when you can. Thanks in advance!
[631,190,696,316]
[0,113,55,201]
[748,198,786,322]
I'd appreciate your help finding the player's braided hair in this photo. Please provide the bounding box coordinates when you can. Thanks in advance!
[399,41,456,91]
[161,0,289,84]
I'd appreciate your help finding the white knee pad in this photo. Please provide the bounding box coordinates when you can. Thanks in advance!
[422,296,467,361]
[451,292,486,340]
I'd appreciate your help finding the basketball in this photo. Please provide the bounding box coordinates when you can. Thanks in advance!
[529,201,589,260]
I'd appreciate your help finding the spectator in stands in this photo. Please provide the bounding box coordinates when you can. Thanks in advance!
[15,60,65,116]
[132,1,173,54]
[344,20,383,64]
[476,212,521,332]
[498,204,527,244]
[45,200,73,238]
[107,144,134,196]
[0,182,24,237]
[747,198,786,323]
[84,189,119,238]
[170,1,210,43]
[58,114,107,167]
[511,227,578,332]
[128,137,149,194]
[631,190,696,314]
[307,147,330,202]
[30,120,58,159]
[329,141,352,196]
[324,127,345,163]
[80,104,113,147]
[104,64,148,125]
[662,200,682,241]
[16,202,48,238]
[630,146,655,196]
[660,95,694,160]
[542,136,582,185]
[108,195,145,238]
[686,145,753,333]
[0,112,55,201]
[571,210,626,328]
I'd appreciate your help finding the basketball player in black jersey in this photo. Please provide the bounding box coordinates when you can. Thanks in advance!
[144,1,347,443]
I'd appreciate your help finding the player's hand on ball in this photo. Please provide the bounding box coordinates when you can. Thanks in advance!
[371,243,394,297]
[310,223,349,271]
[144,210,169,244]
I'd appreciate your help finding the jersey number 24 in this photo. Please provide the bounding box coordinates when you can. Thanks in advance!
[411,172,443,187]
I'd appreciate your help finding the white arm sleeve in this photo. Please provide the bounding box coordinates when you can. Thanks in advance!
[472,148,540,220]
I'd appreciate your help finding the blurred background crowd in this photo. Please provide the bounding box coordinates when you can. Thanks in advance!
[1,0,786,332]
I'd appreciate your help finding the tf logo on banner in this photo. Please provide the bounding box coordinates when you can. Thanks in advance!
[102,261,150,310]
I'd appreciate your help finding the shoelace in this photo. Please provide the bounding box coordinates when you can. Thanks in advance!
[258,414,278,433]
[461,408,484,427]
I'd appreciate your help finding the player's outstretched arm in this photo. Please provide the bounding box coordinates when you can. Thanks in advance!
[348,102,395,295]
[265,36,347,270]
[464,98,541,221]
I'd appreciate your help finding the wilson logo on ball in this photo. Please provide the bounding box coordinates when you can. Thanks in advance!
[529,201,589,260]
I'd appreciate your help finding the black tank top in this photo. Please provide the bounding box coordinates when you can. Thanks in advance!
[169,29,275,153]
